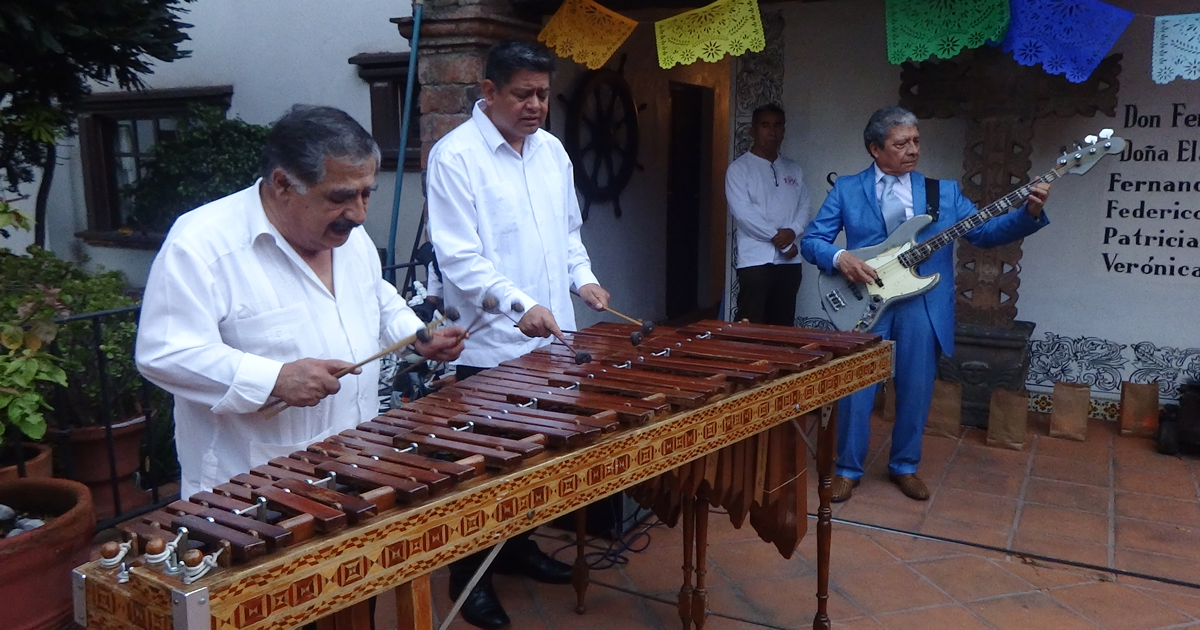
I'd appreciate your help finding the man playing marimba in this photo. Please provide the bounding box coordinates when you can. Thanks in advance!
[426,38,610,630]
[136,105,466,501]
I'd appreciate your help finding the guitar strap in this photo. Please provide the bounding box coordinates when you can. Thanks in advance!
[925,178,940,222]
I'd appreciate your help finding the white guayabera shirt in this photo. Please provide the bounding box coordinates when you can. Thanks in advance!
[725,151,812,268]
[136,183,425,499]
[426,100,598,368]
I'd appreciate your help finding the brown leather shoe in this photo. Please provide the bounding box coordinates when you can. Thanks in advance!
[831,475,859,503]
[889,474,930,501]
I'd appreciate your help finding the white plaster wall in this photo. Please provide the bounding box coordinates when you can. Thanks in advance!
[41,0,425,287]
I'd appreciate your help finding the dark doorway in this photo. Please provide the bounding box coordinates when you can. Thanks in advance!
[666,82,713,321]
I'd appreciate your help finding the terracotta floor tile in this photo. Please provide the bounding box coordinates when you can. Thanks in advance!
[1010,529,1111,569]
[864,530,966,562]
[1024,478,1111,514]
[1113,437,1191,470]
[1115,547,1200,585]
[1018,504,1110,541]
[926,487,1019,528]
[954,443,1032,469]
[536,579,660,629]
[920,515,1012,550]
[833,563,951,614]
[1052,581,1190,630]
[1035,432,1110,463]
[1030,454,1110,487]
[707,536,813,584]
[967,592,1101,630]
[620,542,727,597]
[1115,517,1200,561]
[1116,491,1200,528]
[1114,467,1197,500]
[836,497,926,532]
[642,581,764,629]
[834,617,887,629]
[940,457,1025,497]
[1130,586,1200,620]
[910,555,1036,602]
[878,604,992,630]
[738,574,866,625]
[962,427,989,447]
[1002,558,1103,590]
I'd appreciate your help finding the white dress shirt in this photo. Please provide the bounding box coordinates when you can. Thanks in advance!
[136,183,425,499]
[426,101,599,368]
[725,152,812,268]
[833,163,915,265]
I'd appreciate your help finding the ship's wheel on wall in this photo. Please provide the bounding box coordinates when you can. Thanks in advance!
[559,56,644,220]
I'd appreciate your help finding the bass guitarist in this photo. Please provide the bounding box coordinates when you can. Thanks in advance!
[799,105,1051,503]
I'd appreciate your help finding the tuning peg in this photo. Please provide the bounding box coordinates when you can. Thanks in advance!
[1084,134,1098,145]
[1099,129,1114,139]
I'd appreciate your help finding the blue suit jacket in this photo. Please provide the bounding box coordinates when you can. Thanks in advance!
[800,165,1049,356]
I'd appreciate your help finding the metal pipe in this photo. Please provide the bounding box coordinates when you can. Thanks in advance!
[385,0,425,284]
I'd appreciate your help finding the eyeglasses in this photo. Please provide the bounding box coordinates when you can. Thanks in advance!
[770,162,778,187]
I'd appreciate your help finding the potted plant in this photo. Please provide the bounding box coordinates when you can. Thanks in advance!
[0,202,96,630]
[0,213,149,518]
[0,199,68,479]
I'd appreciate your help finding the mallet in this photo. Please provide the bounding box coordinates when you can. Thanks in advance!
[571,288,655,338]
[261,307,461,419]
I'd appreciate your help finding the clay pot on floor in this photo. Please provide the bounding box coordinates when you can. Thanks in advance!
[66,415,149,520]
[0,443,54,481]
[0,477,96,630]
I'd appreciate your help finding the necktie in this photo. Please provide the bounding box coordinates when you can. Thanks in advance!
[880,174,906,234]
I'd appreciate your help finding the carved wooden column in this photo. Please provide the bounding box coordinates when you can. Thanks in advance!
[900,48,1121,426]
[393,0,539,166]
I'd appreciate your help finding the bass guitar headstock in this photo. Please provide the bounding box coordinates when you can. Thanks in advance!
[1056,129,1126,176]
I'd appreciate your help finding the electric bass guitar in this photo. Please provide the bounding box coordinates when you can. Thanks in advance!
[818,129,1126,332]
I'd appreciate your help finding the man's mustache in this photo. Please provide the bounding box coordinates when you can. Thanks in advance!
[329,217,362,235]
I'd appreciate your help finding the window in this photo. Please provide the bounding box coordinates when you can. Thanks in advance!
[348,52,421,172]
[77,86,233,248]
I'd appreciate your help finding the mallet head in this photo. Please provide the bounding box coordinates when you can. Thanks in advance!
[574,350,593,365]
[416,327,433,343]
[444,306,461,321]
[640,320,655,336]
[511,301,526,314]
[629,331,643,346]
[481,294,500,313]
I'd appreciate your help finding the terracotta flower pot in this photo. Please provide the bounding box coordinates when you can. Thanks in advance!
[66,416,149,520]
[0,477,96,630]
[0,443,54,481]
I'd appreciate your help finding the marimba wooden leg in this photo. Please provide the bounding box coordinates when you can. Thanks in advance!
[677,492,695,629]
[813,404,836,630]
[395,575,433,630]
[573,508,590,614]
[691,486,710,630]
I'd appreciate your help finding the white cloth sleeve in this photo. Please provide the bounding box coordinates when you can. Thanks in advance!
[725,161,779,243]
[564,158,599,291]
[135,241,283,415]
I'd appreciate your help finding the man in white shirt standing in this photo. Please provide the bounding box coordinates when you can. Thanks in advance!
[136,105,466,501]
[426,39,609,629]
[725,103,812,326]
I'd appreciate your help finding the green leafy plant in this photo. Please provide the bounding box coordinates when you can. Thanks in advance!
[0,285,69,445]
[127,104,271,232]
[0,246,138,426]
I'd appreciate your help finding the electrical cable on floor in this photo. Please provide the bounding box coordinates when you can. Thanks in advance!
[814,513,1200,591]
[543,500,667,570]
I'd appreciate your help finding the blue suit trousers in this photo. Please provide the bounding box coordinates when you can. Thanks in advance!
[836,296,938,479]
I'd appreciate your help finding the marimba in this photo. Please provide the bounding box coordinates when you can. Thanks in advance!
[72,321,892,630]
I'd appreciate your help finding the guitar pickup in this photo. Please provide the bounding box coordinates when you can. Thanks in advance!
[825,290,847,311]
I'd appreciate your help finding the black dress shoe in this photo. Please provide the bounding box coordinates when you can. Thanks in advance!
[449,578,510,629]
[494,540,574,584]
